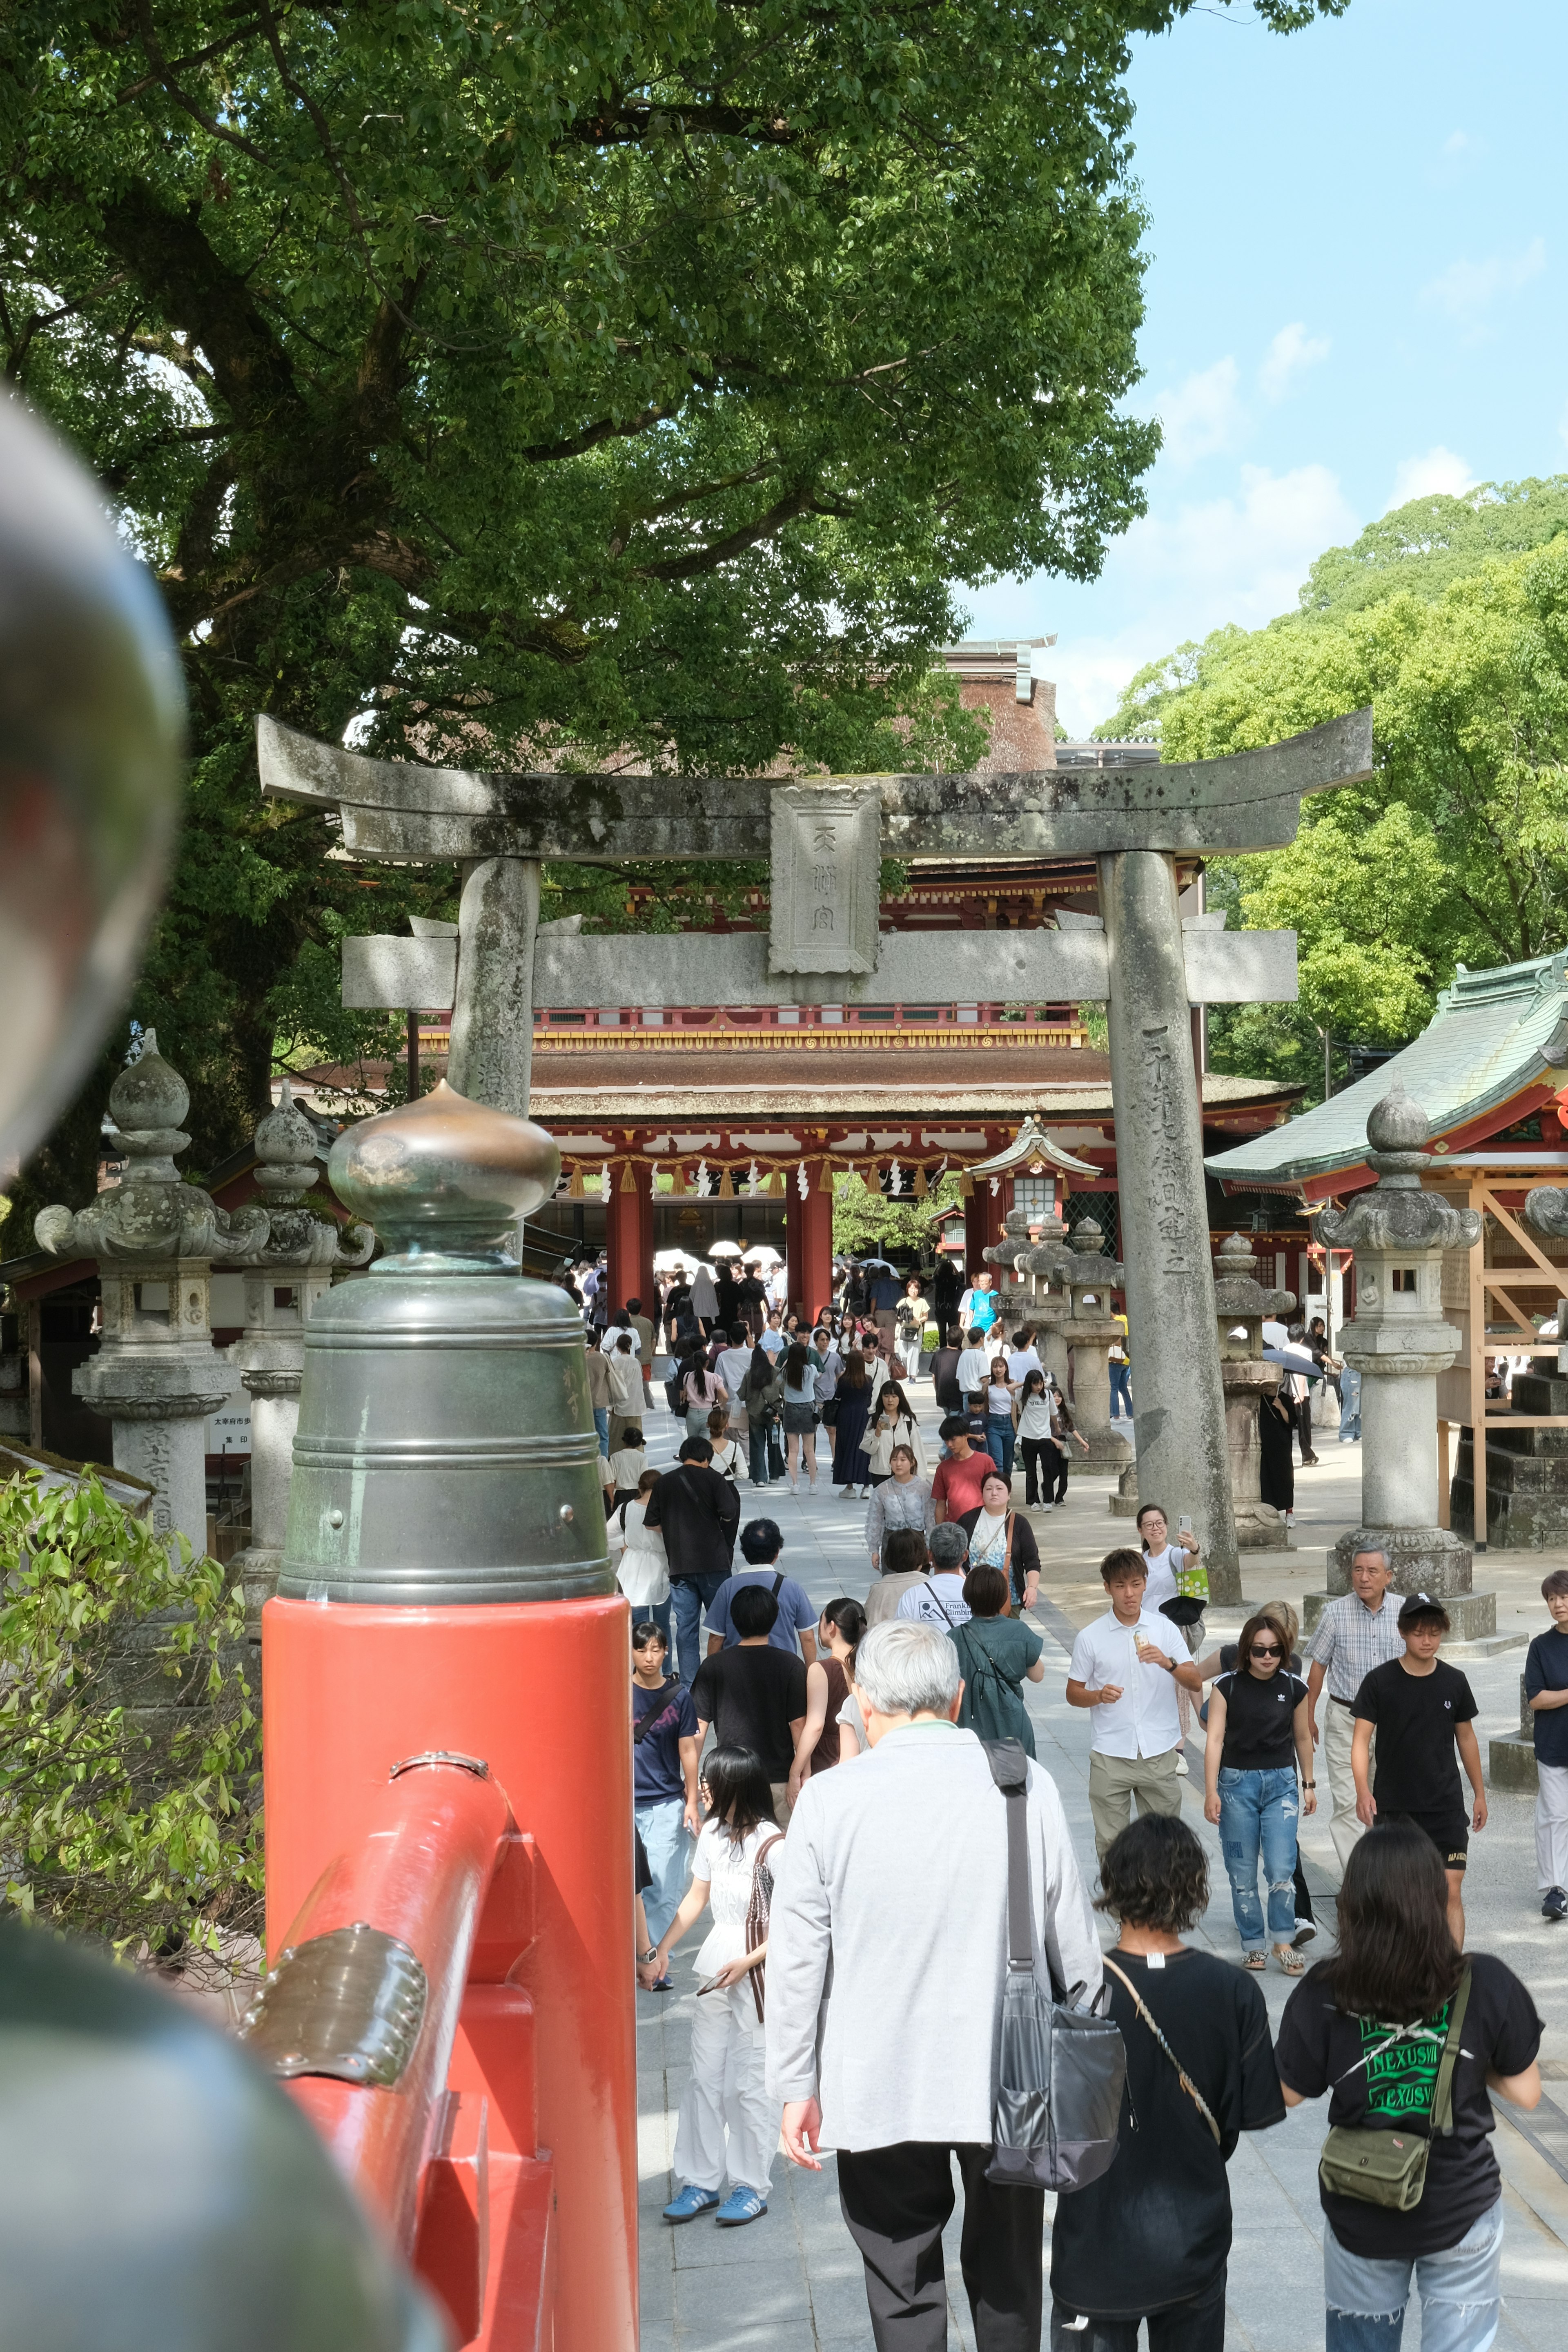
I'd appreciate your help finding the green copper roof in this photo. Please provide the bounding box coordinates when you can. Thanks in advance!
[1206,949,1568,1192]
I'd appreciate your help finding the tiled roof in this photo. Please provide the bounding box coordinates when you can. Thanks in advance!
[1206,949,1568,1192]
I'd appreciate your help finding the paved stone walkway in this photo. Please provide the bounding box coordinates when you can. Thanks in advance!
[634,1384,1568,2350]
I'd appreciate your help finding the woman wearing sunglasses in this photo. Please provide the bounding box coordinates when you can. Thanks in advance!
[1204,1608,1316,1974]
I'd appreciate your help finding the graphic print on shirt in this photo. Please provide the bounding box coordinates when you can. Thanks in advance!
[1359,2001,1452,2123]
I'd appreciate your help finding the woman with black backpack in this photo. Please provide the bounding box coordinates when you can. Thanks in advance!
[1276,1821,1542,2351]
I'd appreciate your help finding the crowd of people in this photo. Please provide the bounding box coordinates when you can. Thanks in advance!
[601,1251,1561,2349]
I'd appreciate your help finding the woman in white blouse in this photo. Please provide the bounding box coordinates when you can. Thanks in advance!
[608,1466,671,1645]
[866,1379,926,1479]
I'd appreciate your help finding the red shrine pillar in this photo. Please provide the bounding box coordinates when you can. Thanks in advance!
[788,1164,835,1326]
[604,1161,648,1314]
[635,1169,657,1321]
[966,1176,1005,1280]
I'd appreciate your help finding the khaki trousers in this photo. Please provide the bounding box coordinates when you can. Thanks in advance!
[1088,1747,1182,1861]
[1324,1698,1373,1873]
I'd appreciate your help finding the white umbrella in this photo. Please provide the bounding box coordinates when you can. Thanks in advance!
[743,1243,782,1265]
[654,1248,699,1272]
[710,1239,743,1257]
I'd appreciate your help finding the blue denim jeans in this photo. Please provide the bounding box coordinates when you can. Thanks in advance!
[671,1570,728,1687]
[1324,2195,1502,2352]
[1109,1361,1132,1419]
[987,1414,1016,1478]
[1338,1365,1362,1442]
[1218,1764,1300,1949]
[627,1593,673,1648]
[635,1795,694,1948]
[748,1419,773,1485]
[594,1405,610,1457]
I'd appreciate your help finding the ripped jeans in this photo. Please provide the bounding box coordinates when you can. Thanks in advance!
[1217,1764,1299,1949]
[1324,2196,1503,2352]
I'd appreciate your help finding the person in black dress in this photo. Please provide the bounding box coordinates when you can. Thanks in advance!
[1258,1386,1298,1521]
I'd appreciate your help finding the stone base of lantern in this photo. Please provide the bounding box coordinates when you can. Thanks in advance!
[1234,1500,1293,1551]
[1078,1426,1133,1477]
[1328,1521,1475,1598]
[1487,1674,1541,1791]
[1108,1462,1139,1518]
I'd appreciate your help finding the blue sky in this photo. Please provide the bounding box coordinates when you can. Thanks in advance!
[962,0,1568,737]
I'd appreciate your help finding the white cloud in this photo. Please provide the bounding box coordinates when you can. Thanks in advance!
[1422,237,1546,323]
[1443,129,1471,156]
[1386,446,1474,508]
[1149,356,1245,466]
[1259,322,1330,403]
[1028,462,1361,736]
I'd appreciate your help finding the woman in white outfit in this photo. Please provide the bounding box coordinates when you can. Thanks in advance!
[647,1747,783,2229]
[607,1466,671,1646]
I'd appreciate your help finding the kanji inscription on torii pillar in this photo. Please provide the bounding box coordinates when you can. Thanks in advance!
[768,782,881,976]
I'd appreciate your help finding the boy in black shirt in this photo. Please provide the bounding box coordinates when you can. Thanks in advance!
[689,1583,807,1823]
[1526,1566,1568,1921]
[1351,1594,1486,1946]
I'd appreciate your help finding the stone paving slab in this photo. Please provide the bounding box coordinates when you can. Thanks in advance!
[634,1381,1568,2348]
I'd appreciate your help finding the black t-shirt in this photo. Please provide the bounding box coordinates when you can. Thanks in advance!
[689,1645,808,1780]
[1049,1948,1284,2318]
[1352,1659,1477,1816]
[1214,1668,1308,1772]
[1275,1952,1542,2258]
[1525,1626,1568,1768]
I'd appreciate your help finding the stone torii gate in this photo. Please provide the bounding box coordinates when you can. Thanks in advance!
[258,707,1372,1591]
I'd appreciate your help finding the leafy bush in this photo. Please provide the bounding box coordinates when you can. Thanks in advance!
[0,1472,261,1960]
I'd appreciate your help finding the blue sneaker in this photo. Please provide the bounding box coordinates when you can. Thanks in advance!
[715,2186,768,2227]
[663,2185,721,2224]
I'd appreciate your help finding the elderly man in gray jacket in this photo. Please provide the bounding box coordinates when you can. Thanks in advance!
[765,1619,1100,2351]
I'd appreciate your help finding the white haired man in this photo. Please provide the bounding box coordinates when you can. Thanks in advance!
[1304,1541,1403,1871]
[765,1619,1100,2351]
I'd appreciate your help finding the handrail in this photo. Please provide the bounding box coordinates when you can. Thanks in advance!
[243,1757,510,2252]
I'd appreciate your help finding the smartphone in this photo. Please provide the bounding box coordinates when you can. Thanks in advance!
[695,1977,724,1996]
[1178,1515,1193,1535]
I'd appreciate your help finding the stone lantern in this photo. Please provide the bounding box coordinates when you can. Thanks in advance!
[33,1034,269,1553]
[1022,1212,1078,1398]
[1060,1221,1132,1479]
[983,1205,1036,1331]
[1212,1233,1296,1552]
[229,1079,374,1631]
[1317,1080,1492,1627]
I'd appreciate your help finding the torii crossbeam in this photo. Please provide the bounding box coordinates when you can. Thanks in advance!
[258,704,1374,1595]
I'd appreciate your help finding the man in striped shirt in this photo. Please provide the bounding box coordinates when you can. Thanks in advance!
[1305,1545,1404,1869]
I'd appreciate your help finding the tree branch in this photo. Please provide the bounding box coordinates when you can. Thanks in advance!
[130,0,272,165]
[101,187,303,431]
[633,484,819,580]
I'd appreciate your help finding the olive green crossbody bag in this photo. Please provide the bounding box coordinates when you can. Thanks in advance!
[1319,1967,1472,2211]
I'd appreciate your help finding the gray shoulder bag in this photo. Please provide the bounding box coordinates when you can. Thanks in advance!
[981,1739,1126,2192]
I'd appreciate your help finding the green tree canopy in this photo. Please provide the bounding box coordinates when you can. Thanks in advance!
[1,0,1346,1212]
[1102,503,1568,1101]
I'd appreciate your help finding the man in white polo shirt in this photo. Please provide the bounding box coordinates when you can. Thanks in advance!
[1067,1546,1203,1859]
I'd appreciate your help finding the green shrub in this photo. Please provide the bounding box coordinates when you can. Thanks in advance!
[0,1472,261,1959]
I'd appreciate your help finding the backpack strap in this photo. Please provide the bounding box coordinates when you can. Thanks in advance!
[1434,1968,1474,2136]
[771,1572,784,1599]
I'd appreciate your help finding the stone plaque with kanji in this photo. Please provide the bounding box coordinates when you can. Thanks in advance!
[768,782,882,975]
